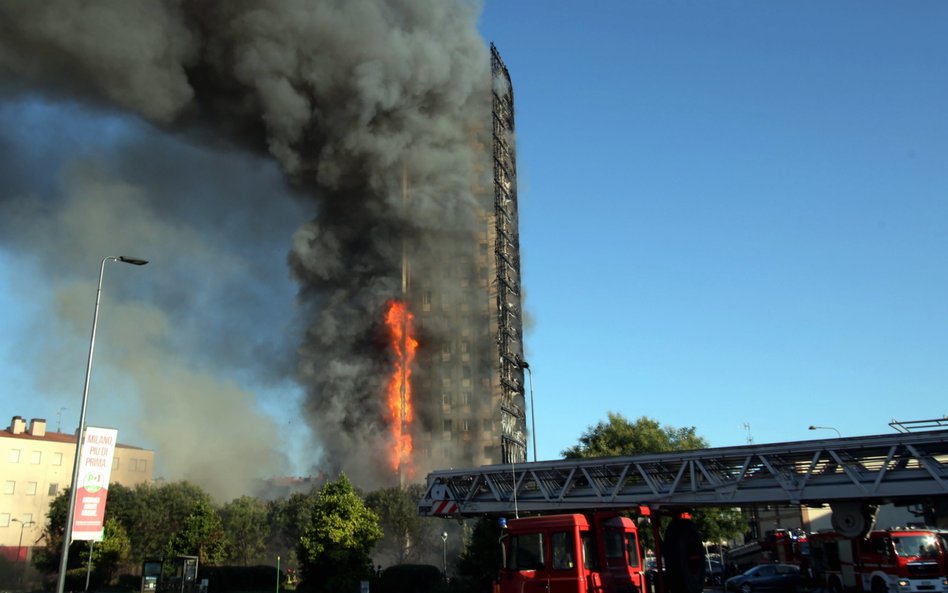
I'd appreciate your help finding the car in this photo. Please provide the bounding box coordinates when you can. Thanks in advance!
[725,563,801,593]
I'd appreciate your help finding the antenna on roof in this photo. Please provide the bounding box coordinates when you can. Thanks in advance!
[743,422,754,445]
[56,407,67,432]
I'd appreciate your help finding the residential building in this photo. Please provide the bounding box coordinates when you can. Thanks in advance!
[0,415,154,560]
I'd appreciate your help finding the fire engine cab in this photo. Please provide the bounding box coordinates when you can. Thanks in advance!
[809,528,948,593]
[497,512,645,593]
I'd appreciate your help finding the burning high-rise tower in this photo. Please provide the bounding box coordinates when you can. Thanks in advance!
[406,44,528,474]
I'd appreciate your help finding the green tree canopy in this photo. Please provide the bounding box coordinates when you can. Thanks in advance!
[166,497,226,565]
[118,481,218,562]
[365,484,441,565]
[563,413,707,458]
[457,517,504,593]
[264,490,315,571]
[297,475,382,593]
[220,495,269,565]
[79,517,132,586]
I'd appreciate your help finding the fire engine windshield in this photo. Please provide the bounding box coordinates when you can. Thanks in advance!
[892,535,940,559]
[508,533,545,570]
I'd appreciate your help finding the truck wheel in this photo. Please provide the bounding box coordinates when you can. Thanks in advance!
[871,578,887,593]
[829,577,842,593]
[740,584,752,593]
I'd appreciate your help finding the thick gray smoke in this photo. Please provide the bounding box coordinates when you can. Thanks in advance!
[0,0,491,491]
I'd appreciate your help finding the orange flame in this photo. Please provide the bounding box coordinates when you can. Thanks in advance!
[385,299,417,475]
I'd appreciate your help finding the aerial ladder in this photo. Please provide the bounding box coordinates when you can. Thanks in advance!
[419,428,948,536]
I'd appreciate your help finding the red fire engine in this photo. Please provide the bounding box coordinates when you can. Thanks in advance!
[727,529,809,572]
[496,512,645,593]
[809,528,948,593]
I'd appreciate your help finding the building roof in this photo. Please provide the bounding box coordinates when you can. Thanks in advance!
[0,428,150,451]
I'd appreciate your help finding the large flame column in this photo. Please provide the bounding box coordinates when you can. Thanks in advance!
[385,299,417,479]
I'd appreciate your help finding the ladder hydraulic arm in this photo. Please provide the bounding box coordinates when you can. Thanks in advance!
[418,430,948,518]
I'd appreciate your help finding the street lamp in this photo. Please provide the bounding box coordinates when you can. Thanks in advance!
[11,518,35,584]
[441,531,448,581]
[518,359,537,462]
[809,425,842,438]
[57,255,148,593]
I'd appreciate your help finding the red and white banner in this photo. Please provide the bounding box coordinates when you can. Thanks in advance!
[71,426,118,542]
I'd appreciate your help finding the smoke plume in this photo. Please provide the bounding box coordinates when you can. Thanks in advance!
[0,0,492,494]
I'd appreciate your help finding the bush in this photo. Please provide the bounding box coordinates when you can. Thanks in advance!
[199,565,280,592]
[377,564,443,593]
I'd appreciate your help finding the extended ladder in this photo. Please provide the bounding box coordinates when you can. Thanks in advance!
[418,430,948,517]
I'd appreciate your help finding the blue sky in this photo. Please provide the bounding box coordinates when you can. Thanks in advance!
[0,1,946,481]
[477,1,948,458]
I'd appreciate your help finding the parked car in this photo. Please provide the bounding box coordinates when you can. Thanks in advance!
[725,563,801,593]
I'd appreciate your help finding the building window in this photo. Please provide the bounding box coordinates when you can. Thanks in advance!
[26,482,37,496]
[482,419,492,432]
[0,513,9,527]
[460,341,470,353]
[132,459,148,472]
[52,452,63,466]
[441,341,452,354]
[441,393,452,407]
[461,419,471,432]
[22,513,32,525]
[30,451,42,464]
[8,449,20,463]
[112,457,120,471]
[48,483,59,496]
[3,481,14,495]
[443,419,453,433]
[422,290,432,312]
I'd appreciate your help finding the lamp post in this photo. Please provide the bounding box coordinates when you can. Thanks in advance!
[56,255,148,593]
[12,518,35,584]
[441,531,448,581]
[518,359,537,462]
[808,425,842,438]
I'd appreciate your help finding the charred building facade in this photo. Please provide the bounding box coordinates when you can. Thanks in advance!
[410,45,527,473]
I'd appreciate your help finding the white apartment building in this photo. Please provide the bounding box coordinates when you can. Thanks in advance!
[0,415,154,559]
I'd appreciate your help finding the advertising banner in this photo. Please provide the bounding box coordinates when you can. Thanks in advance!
[71,426,118,541]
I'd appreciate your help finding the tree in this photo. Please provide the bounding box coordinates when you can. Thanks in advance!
[563,413,746,548]
[297,475,382,593]
[457,518,504,593]
[165,498,226,565]
[264,490,316,573]
[31,488,70,575]
[364,484,441,565]
[79,517,132,586]
[220,495,270,565]
[563,413,707,459]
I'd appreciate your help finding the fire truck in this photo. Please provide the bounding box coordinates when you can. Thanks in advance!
[809,528,948,593]
[727,529,808,572]
[419,429,948,593]
[497,512,646,593]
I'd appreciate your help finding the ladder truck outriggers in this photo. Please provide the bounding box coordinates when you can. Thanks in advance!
[418,429,948,593]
